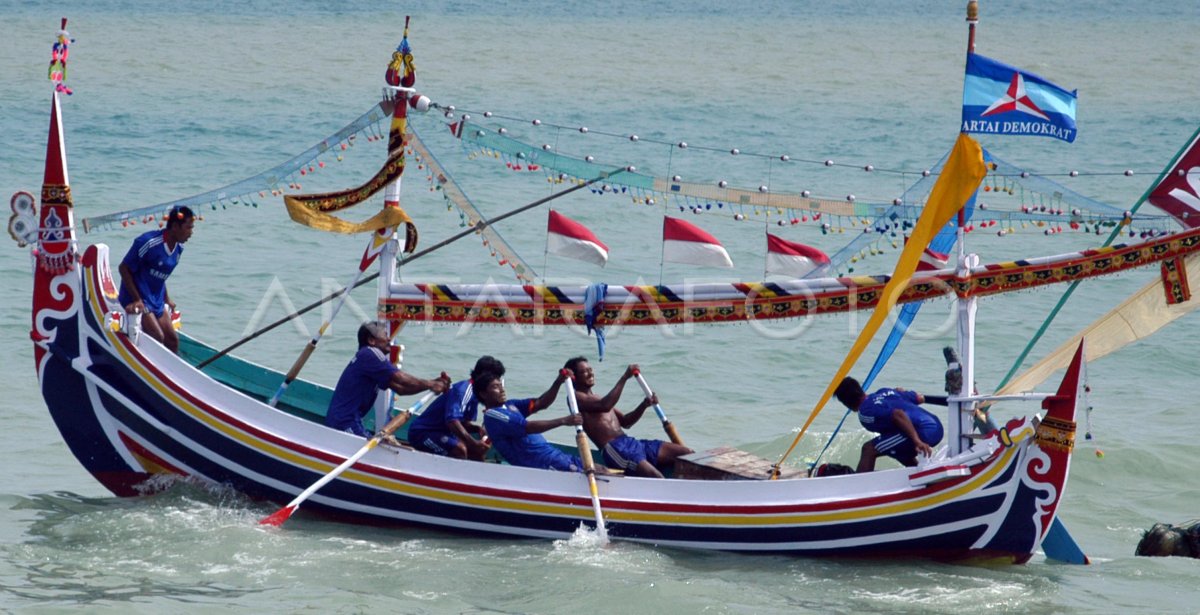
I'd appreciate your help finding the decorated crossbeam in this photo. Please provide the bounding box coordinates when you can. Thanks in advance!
[380,225,1200,326]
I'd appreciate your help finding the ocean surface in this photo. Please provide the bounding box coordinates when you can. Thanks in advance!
[2,1,1199,612]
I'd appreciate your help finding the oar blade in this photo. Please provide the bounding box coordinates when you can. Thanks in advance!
[259,504,297,527]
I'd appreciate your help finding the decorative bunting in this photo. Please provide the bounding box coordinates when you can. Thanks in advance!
[408,127,536,282]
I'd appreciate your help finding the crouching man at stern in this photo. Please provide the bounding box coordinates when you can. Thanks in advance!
[834,376,947,472]
[565,357,693,478]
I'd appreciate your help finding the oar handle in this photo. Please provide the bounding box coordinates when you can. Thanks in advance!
[562,372,596,463]
[562,369,585,424]
[633,371,685,446]
[632,370,652,396]
[268,342,319,406]
[378,390,436,437]
[632,372,664,417]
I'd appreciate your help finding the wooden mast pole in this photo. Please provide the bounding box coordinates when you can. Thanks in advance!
[950,0,982,455]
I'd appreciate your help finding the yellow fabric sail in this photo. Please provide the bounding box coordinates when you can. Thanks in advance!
[284,197,414,234]
[285,92,417,236]
[774,133,987,473]
[997,252,1200,395]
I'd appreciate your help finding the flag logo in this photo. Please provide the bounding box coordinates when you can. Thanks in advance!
[981,72,1049,121]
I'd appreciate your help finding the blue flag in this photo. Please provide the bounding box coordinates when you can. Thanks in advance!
[962,53,1077,143]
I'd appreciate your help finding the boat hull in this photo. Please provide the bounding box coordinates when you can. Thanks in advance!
[27,243,1080,562]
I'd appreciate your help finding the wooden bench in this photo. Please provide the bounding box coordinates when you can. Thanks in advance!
[674,446,806,481]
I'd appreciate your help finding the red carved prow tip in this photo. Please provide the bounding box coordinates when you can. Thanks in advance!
[43,91,68,189]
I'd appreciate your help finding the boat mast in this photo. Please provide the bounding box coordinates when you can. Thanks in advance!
[373,87,412,431]
[374,19,420,430]
[949,1,981,456]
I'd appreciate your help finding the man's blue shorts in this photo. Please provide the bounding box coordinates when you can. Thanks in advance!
[408,429,460,456]
[601,435,663,472]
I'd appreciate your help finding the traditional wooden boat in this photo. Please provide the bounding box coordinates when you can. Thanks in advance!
[33,231,1090,560]
[18,12,1200,563]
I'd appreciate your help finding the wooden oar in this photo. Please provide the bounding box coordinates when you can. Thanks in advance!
[259,390,437,526]
[267,230,392,407]
[562,369,608,541]
[632,369,685,447]
[198,170,621,370]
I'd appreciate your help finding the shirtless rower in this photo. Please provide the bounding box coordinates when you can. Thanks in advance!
[564,357,693,478]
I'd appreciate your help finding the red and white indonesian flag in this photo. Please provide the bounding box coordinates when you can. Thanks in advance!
[917,247,951,271]
[765,233,829,278]
[662,217,733,269]
[547,209,609,267]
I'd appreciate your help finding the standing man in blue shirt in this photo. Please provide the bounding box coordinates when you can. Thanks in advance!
[117,205,195,353]
[834,376,948,472]
[325,321,449,438]
[480,370,597,472]
[407,356,504,461]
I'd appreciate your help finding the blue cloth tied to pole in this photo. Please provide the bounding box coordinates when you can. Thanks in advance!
[584,283,607,361]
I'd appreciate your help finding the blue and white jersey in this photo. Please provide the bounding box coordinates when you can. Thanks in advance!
[118,229,183,316]
[483,399,578,471]
[858,388,943,443]
[409,379,479,434]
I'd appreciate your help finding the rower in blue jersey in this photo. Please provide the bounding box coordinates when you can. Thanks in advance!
[325,321,449,438]
[407,356,504,461]
[479,370,598,472]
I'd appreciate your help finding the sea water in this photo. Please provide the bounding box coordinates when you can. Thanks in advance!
[1,1,1198,612]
